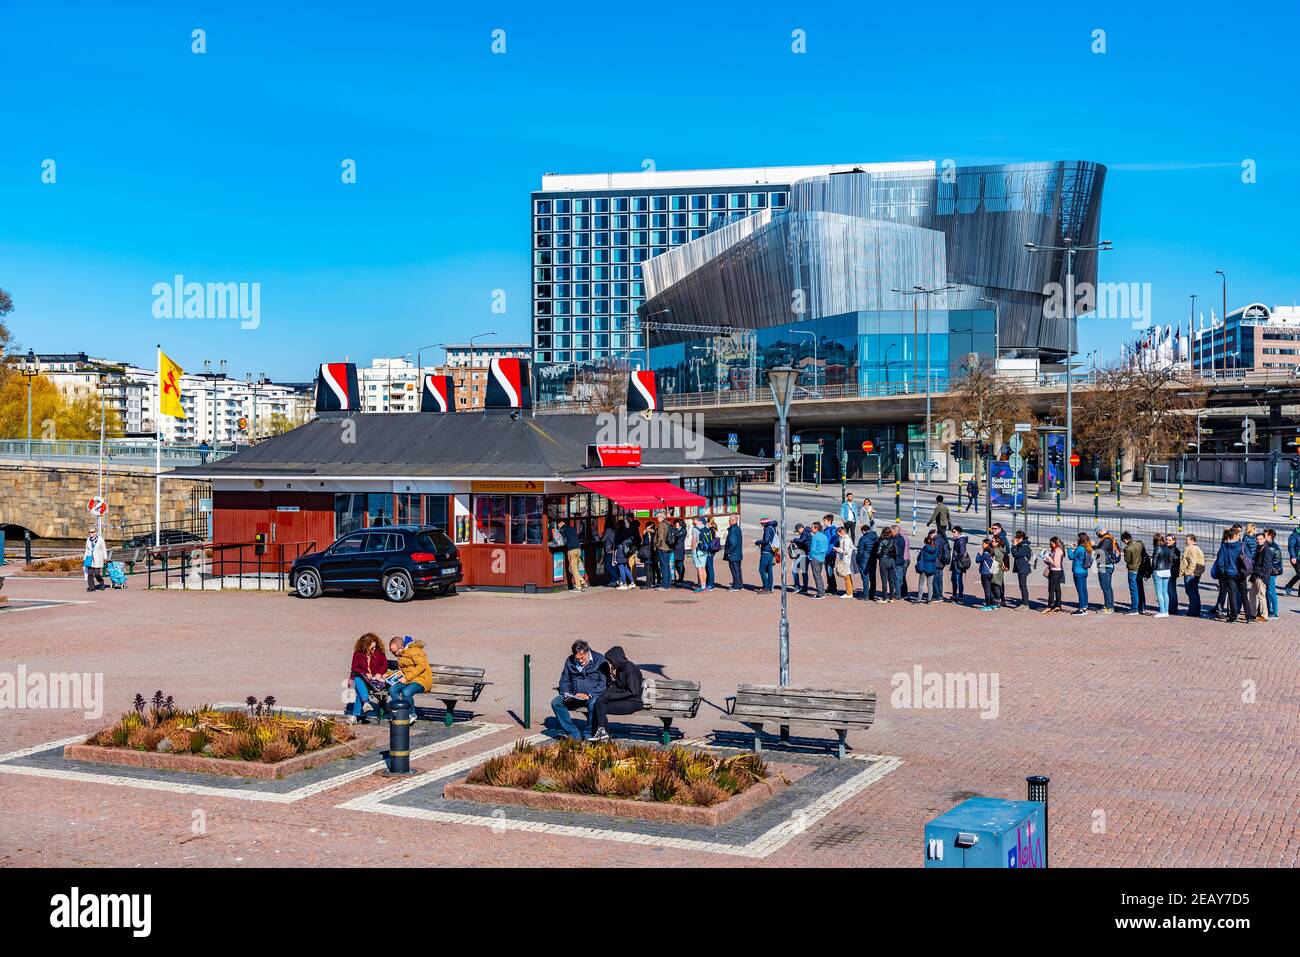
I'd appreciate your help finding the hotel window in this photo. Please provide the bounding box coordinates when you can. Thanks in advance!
[594,197,609,212]
[690,229,707,240]
[749,192,767,208]
[573,198,589,213]
[572,232,589,247]
[651,231,668,245]
[651,213,667,228]
[554,199,570,214]
[709,193,726,209]
[651,195,667,211]
[690,194,706,210]
[510,494,544,545]
[632,214,648,229]
[631,231,647,246]
[593,215,609,229]
[670,230,687,245]
[613,197,629,212]
[689,212,707,227]
[473,495,508,544]
[729,193,746,209]
[575,349,589,362]
[771,191,788,207]
[534,267,551,282]
[670,195,687,210]
[554,350,570,362]
[574,215,589,230]
[423,495,449,531]
[535,199,551,215]
[632,196,648,212]
[534,216,551,231]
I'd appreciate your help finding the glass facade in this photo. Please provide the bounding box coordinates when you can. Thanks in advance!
[638,161,1106,373]
[647,308,995,397]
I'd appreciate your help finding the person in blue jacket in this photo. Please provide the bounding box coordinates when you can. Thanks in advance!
[916,531,941,604]
[822,514,840,595]
[1284,524,1300,595]
[550,640,607,740]
[724,514,745,591]
[1209,528,1250,623]
[807,520,829,599]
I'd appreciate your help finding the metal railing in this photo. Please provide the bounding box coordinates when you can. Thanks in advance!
[141,541,317,591]
[0,439,237,466]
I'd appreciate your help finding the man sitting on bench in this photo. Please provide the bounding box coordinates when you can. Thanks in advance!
[550,640,607,741]
[588,645,643,743]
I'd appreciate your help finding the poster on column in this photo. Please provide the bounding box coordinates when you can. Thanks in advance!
[1044,433,1066,491]
[988,460,1025,508]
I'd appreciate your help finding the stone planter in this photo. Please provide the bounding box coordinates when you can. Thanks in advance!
[443,774,790,827]
[64,738,371,780]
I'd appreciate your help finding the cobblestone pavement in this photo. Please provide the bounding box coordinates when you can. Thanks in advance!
[1,557,1296,868]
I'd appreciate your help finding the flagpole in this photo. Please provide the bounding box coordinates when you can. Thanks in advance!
[155,344,162,548]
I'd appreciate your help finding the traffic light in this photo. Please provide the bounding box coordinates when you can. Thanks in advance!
[254,532,267,556]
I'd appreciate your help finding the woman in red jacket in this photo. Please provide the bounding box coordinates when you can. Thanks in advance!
[348,632,388,723]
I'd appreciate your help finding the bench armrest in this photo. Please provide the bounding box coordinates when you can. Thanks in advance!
[723,695,736,715]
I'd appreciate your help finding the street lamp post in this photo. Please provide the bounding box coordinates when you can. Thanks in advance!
[1025,237,1113,499]
[20,351,38,460]
[1215,270,1227,379]
[893,285,955,487]
[767,366,798,687]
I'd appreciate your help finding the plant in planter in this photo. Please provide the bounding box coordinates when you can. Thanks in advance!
[464,740,769,807]
[85,695,353,764]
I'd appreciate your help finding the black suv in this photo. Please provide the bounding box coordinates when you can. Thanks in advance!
[290,525,461,602]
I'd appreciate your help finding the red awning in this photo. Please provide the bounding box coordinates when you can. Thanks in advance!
[576,479,706,510]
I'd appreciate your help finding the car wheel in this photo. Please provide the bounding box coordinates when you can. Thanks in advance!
[383,570,414,603]
[294,568,321,599]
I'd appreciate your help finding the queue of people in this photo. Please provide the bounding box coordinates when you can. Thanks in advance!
[556,495,1298,623]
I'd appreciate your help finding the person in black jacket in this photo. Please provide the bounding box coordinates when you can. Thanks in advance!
[1011,531,1034,609]
[856,526,879,601]
[723,515,745,591]
[589,645,643,742]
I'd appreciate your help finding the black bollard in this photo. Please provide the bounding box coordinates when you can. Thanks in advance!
[385,699,412,775]
[1026,774,1050,867]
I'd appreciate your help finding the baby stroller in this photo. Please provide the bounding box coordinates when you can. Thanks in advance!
[105,561,127,589]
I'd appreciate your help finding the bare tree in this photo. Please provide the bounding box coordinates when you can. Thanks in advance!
[1074,361,1203,495]
[936,358,1038,499]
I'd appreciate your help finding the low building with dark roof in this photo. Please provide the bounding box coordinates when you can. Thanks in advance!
[172,410,765,590]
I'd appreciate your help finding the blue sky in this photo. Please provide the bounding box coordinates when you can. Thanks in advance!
[2,0,1296,380]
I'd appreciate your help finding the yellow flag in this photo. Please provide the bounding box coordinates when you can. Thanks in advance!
[159,350,185,419]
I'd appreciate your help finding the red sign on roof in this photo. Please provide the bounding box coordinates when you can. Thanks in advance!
[587,444,642,468]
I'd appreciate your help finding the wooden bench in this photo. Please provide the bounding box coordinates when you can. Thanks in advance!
[110,547,147,573]
[413,664,491,726]
[724,683,876,759]
[553,677,702,744]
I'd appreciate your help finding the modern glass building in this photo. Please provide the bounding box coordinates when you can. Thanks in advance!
[530,163,934,400]
[637,161,1107,398]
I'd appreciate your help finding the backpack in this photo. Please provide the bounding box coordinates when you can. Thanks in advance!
[665,525,681,550]
[787,541,801,561]
[937,537,951,568]
[1080,548,1093,570]
[959,552,972,572]
[706,529,722,553]
[1237,548,1254,578]
[1139,550,1153,579]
